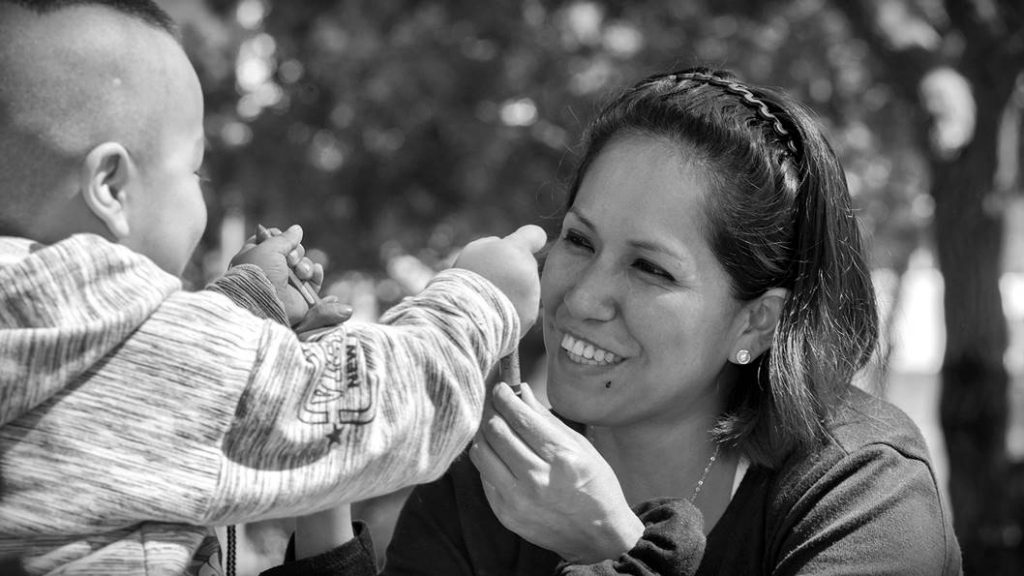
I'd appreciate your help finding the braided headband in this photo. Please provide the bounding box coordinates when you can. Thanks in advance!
[660,71,800,159]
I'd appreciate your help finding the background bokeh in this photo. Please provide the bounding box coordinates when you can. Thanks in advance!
[155,0,1024,573]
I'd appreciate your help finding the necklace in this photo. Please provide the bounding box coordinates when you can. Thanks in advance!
[586,428,721,502]
[690,443,720,501]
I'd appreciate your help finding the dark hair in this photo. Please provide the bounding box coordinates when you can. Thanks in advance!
[1,0,176,35]
[566,67,878,468]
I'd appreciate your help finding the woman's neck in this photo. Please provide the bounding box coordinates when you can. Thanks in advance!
[587,408,738,533]
[588,413,719,502]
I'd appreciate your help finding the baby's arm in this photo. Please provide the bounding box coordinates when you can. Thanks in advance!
[266,226,547,568]
[450,225,546,332]
[217,224,352,331]
[198,276,523,521]
[209,227,543,517]
[0,226,543,538]
[219,223,546,338]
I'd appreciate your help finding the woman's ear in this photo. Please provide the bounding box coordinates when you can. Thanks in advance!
[731,288,789,364]
[80,142,133,240]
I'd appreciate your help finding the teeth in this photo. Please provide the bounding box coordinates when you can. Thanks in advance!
[560,334,620,366]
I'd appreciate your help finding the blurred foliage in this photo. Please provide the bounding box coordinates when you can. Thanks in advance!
[166,0,932,296]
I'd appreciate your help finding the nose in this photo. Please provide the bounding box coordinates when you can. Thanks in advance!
[562,259,617,322]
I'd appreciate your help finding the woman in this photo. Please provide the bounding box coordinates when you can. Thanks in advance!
[264,67,962,576]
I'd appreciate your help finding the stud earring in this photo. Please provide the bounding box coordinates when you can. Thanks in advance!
[735,349,751,365]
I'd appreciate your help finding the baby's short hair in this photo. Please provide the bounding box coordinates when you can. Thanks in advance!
[0,0,181,236]
[1,0,175,35]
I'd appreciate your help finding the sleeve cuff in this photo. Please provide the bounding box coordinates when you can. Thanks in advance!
[259,521,377,576]
[556,499,706,576]
[428,268,521,355]
[206,264,289,326]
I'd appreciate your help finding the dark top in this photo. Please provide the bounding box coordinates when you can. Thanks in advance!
[266,387,963,575]
[261,521,377,576]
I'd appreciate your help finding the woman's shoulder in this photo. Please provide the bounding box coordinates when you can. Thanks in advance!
[744,386,961,574]
[769,385,937,492]
[824,385,933,460]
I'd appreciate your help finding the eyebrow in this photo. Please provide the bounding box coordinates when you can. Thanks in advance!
[567,207,694,267]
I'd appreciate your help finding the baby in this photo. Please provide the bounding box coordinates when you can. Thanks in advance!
[0,1,544,574]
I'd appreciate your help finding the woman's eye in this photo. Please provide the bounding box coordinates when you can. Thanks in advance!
[563,229,593,251]
[634,259,675,281]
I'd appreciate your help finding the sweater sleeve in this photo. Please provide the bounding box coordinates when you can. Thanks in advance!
[0,267,519,536]
[554,499,705,576]
[203,267,521,523]
[769,443,962,576]
[204,263,289,326]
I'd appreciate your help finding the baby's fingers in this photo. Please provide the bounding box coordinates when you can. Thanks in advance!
[309,262,324,290]
[294,256,316,281]
[503,224,547,254]
[286,243,306,267]
[295,298,353,335]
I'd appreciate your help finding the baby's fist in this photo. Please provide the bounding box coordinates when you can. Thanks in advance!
[454,225,546,336]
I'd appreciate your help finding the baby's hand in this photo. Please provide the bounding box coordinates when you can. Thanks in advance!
[231,224,322,325]
[454,225,547,336]
[295,296,353,336]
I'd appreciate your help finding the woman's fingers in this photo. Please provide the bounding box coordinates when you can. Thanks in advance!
[517,381,547,411]
[491,382,570,460]
[479,403,547,479]
[469,434,518,490]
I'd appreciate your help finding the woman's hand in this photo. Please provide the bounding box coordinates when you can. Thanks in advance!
[469,382,645,564]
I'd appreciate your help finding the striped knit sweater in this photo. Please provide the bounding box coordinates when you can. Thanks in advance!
[0,234,519,575]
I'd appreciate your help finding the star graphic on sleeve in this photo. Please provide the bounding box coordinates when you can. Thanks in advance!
[326,424,344,446]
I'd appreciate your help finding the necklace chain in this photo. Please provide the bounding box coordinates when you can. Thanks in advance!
[586,428,721,502]
[691,443,720,501]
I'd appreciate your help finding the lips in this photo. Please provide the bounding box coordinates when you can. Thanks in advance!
[560,333,623,366]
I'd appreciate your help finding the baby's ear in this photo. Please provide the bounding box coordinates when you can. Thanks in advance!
[80,142,134,239]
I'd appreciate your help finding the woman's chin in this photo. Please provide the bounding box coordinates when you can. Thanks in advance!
[546,380,608,425]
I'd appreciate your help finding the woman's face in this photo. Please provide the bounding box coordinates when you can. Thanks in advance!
[541,135,746,429]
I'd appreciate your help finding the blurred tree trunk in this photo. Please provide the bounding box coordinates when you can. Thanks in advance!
[931,71,1015,574]
[937,61,1015,569]
[835,1,1024,573]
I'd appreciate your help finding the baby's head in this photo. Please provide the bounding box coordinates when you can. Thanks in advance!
[0,0,206,276]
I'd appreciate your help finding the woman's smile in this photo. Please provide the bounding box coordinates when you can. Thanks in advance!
[560,333,623,366]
